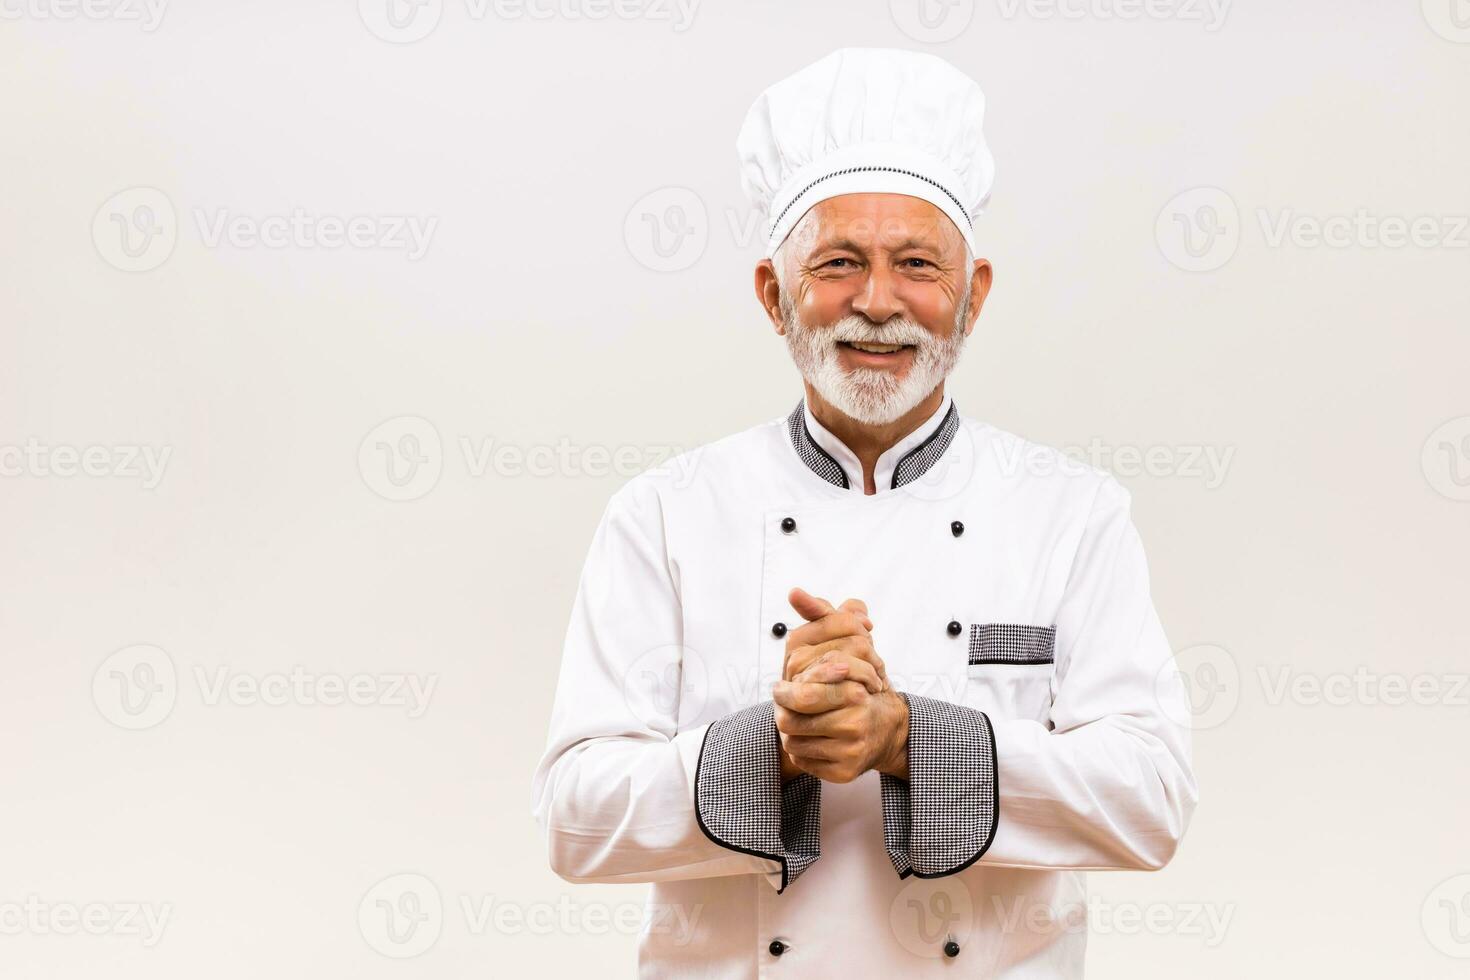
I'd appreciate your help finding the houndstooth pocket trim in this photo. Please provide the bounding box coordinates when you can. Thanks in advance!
[967,623,1056,666]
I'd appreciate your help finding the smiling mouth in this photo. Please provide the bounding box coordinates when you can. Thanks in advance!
[838,341,914,355]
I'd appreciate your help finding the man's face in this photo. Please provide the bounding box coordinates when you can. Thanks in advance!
[768,193,991,426]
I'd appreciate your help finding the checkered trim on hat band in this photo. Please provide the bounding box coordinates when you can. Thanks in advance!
[770,165,973,239]
[967,624,1057,665]
[880,693,998,878]
[786,400,959,490]
[694,701,822,893]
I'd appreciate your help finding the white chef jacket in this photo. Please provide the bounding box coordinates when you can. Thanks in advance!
[531,394,1198,978]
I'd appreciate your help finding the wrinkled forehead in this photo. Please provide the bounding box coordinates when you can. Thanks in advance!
[781,193,968,260]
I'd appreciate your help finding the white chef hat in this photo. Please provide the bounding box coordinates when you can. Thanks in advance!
[737,47,995,259]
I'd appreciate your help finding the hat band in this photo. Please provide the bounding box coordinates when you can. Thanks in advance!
[769,164,973,239]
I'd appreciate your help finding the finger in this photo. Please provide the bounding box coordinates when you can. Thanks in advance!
[781,734,842,762]
[788,587,836,623]
[783,615,871,679]
[787,639,879,685]
[796,654,880,694]
[774,680,860,717]
[785,611,870,651]
[773,680,866,718]
[781,701,862,739]
[774,704,810,737]
[787,636,886,683]
[785,639,854,679]
[837,597,873,631]
[794,659,852,686]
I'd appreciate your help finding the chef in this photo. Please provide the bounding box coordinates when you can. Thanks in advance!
[531,47,1198,978]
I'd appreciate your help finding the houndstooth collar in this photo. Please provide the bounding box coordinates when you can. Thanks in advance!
[785,394,960,492]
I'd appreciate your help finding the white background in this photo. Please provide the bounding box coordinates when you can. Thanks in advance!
[2,1,1469,976]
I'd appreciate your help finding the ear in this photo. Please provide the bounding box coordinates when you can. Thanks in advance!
[963,258,994,337]
[754,259,786,335]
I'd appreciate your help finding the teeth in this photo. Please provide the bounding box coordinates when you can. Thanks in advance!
[848,342,905,353]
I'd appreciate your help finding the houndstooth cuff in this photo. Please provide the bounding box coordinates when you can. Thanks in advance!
[881,693,998,878]
[694,701,821,893]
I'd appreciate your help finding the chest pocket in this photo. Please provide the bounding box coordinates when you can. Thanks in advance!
[960,624,1057,725]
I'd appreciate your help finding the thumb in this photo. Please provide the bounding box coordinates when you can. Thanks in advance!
[788,587,835,623]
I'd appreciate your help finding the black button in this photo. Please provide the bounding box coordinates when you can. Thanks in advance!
[769,939,787,956]
[951,520,964,537]
[771,622,788,638]
[780,517,797,534]
[947,620,963,636]
[944,940,960,958]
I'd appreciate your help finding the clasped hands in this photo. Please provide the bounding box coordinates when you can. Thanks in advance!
[774,587,909,784]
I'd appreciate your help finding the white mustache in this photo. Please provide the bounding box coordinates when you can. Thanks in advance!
[827,316,932,347]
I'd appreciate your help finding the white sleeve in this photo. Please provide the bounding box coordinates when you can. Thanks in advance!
[530,482,821,893]
[881,476,1199,876]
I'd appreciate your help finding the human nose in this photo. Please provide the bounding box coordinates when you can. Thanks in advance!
[849,264,903,323]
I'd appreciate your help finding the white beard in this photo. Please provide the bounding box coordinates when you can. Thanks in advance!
[781,292,970,426]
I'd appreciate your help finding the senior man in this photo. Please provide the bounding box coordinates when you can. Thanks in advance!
[531,48,1198,977]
